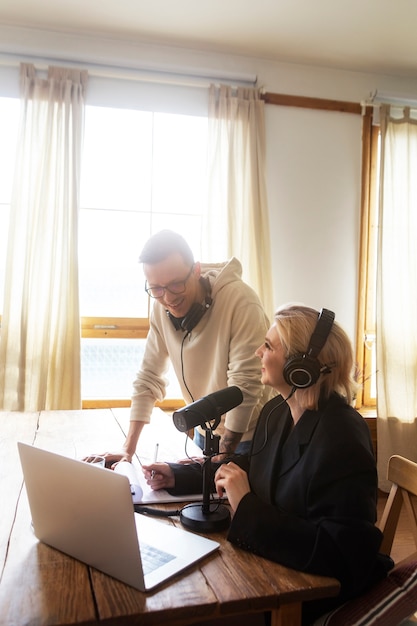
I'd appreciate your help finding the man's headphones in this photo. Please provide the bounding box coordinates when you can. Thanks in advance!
[167,277,213,334]
[283,308,335,389]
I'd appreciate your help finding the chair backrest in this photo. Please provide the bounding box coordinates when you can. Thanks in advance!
[378,454,417,557]
[311,456,417,625]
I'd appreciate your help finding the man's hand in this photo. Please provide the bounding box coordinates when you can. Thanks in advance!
[82,450,132,469]
[83,420,146,469]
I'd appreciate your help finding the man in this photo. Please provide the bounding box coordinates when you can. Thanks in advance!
[101,229,272,467]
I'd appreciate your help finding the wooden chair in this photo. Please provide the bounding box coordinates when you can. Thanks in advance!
[313,455,417,625]
[378,455,417,560]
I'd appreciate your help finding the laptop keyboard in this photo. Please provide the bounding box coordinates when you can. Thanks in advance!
[141,542,176,575]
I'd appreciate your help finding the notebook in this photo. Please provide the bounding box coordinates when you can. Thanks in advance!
[17,442,220,591]
[114,459,219,505]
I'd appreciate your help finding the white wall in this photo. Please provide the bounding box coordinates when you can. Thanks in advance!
[2,23,417,343]
[2,22,417,100]
[265,105,362,340]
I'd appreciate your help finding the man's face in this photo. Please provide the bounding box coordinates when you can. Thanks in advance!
[144,252,201,319]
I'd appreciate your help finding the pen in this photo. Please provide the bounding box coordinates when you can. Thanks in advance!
[151,443,159,479]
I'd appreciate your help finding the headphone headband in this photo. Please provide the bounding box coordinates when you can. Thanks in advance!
[307,308,335,359]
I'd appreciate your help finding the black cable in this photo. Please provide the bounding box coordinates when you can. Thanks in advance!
[180,332,195,402]
[238,387,296,459]
[134,497,228,518]
[178,389,297,463]
[135,505,182,517]
[180,498,227,515]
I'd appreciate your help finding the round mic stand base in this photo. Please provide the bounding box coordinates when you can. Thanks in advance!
[180,503,231,533]
[180,426,231,533]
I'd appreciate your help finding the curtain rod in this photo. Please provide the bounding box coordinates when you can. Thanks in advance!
[0,52,258,88]
[361,89,417,109]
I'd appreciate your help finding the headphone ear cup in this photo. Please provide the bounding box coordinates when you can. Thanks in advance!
[180,302,206,333]
[167,297,212,333]
[167,311,183,330]
[283,354,322,389]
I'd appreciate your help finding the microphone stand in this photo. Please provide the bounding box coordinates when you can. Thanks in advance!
[180,423,231,533]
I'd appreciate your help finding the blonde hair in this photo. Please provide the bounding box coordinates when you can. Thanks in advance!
[274,304,357,410]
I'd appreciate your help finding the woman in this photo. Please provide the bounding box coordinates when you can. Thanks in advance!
[144,304,392,624]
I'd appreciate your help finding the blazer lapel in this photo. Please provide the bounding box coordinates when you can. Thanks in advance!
[276,409,322,478]
[249,405,293,503]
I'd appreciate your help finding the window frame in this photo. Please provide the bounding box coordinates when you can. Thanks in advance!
[77,104,210,410]
[80,316,185,410]
[355,106,379,410]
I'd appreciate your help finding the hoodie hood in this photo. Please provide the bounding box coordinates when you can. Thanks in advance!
[200,257,243,298]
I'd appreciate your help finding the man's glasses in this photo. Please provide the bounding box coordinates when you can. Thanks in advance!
[145,265,194,299]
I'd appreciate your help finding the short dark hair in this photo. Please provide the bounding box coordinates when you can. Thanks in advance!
[139,230,195,266]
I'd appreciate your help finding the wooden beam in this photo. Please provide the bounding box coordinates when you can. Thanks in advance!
[81,316,149,339]
[262,92,362,115]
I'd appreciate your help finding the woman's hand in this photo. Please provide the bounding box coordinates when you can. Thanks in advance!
[214,462,250,512]
[142,463,175,490]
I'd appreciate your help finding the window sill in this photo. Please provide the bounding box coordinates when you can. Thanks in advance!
[358,407,377,418]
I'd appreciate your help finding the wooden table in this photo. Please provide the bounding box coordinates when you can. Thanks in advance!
[0,408,340,626]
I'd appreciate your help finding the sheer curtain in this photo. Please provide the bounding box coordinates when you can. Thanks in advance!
[206,84,273,318]
[0,63,87,411]
[376,104,417,491]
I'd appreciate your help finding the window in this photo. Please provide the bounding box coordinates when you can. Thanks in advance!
[79,106,209,318]
[79,105,214,407]
[0,97,225,408]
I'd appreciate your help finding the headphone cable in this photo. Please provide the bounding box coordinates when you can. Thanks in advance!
[180,332,195,402]
[245,387,296,459]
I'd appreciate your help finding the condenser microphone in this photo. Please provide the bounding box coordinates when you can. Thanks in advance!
[173,385,243,533]
[173,386,243,432]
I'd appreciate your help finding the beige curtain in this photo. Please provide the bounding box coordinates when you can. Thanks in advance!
[376,104,417,491]
[0,63,87,411]
[206,84,273,318]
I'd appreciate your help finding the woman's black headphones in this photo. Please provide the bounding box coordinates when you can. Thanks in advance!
[283,308,335,389]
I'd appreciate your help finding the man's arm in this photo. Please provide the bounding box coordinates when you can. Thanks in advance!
[97,420,146,468]
[123,420,146,458]
[212,427,243,462]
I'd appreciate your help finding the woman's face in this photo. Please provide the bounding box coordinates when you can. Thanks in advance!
[256,324,292,394]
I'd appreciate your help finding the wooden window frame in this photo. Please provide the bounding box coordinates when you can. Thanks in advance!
[80,317,185,410]
[355,107,379,410]
[81,316,149,340]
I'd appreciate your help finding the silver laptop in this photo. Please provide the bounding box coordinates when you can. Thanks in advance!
[17,442,219,591]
